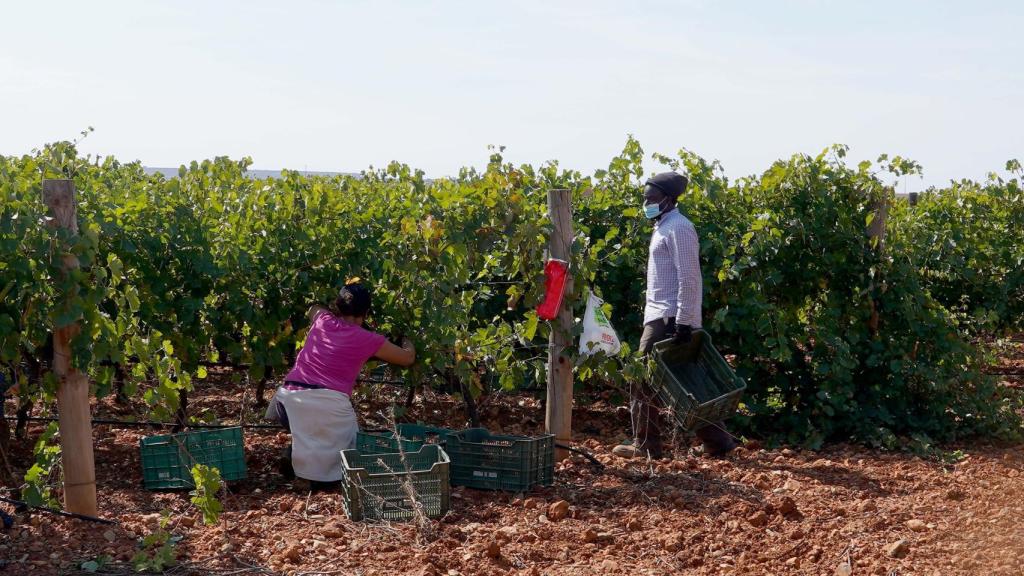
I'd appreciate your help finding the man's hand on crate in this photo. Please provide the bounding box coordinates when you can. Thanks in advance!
[673,323,693,343]
[664,320,693,344]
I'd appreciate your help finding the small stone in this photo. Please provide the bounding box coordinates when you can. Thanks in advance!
[785,557,799,567]
[547,500,570,521]
[278,500,291,513]
[103,530,117,543]
[835,560,853,576]
[906,519,927,532]
[886,539,910,559]
[626,518,643,531]
[946,489,967,501]
[179,515,196,527]
[221,542,236,553]
[661,533,682,552]
[321,523,345,539]
[283,544,302,562]
[496,526,518,540]
[778,496,798,515]
[484,541,500,559]
[748,511,769,527]
[612,444,638,459]
[583,528,599,543]
[523,497,543,509]
[858,500,878,513]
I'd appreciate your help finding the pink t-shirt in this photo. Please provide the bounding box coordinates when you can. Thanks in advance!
[284,311,387,395]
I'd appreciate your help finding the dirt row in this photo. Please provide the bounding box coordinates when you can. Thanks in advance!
[1,342,1022,575]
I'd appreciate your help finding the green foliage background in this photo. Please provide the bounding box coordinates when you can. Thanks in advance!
[2,138,1021,448]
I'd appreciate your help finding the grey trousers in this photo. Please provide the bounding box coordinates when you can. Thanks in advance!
[632,318,735,457]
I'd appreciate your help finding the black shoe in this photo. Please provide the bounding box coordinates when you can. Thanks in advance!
[309,480,341,492]
[696,423,737,457]
[702,438,738,458]
[278,444,295,480]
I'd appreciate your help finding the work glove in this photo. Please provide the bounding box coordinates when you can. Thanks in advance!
[673,323,693,343]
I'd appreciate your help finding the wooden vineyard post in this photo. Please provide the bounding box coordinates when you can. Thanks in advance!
[42,179,98,516]
[867,193,889,252]
[866,191,890,337]
[545,188,573,461]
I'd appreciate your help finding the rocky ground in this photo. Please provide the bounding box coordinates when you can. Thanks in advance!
[1,341,1022,575]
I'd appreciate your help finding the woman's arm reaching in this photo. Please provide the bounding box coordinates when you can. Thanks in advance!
[373,337,416,367]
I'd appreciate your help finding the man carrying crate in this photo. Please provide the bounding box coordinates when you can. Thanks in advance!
[613,172,737,460]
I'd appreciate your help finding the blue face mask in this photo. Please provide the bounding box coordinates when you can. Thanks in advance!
[643,202,663,219]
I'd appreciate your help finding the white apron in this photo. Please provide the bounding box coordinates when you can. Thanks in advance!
[266,387,357,482]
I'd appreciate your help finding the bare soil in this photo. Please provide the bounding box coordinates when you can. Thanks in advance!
[1,342,1022,576]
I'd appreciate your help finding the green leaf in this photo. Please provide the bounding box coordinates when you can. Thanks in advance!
[126,287,141,313]
[523,311,539,341]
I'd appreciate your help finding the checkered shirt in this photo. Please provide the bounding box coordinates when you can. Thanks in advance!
[643,208,703,327]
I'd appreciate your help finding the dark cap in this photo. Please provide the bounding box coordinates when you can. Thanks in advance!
[645,172,689,199]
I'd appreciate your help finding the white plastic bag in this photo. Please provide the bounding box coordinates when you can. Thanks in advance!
[579,290,621,356]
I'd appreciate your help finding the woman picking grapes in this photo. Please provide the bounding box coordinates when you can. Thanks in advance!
[265,280,415,487]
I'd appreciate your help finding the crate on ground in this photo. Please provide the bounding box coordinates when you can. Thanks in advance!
[650,329,746,431]
[340,444,450,522]
[356,423,453,455]
[445,428,554,492]
[140,427,247,490]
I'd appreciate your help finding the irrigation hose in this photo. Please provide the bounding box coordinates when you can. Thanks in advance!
[555,442,605,470]
[2,415,283,430]
[0,495,117,525]
[0,377,408,430]
[6,417,609,471]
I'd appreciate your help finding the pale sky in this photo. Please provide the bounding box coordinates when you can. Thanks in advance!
[2,1,1021,189]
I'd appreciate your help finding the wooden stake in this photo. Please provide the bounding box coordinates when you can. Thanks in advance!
[42,179,97,516]
[545,188,573,461]
[867,194,889,252]
[866,191,890,337]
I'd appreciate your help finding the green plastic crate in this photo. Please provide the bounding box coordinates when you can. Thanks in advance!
[356,424,452,455]
[650,330,746,431]
[140,427,247,490]
[340,444,450,522]
[445,428,554,492]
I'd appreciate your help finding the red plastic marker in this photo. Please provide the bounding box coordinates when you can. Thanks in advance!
[536,259,569,320]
